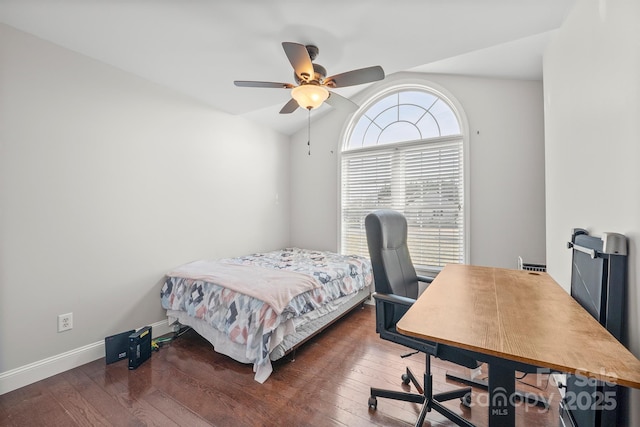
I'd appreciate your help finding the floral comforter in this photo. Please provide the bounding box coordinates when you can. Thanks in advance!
[161,248,372,381]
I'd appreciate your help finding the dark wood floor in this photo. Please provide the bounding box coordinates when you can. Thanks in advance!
[0,305,561,426]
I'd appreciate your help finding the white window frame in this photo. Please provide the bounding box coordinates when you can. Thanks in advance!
[338,81,470,274]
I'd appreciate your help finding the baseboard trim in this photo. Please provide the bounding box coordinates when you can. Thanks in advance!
[0,319,170,395]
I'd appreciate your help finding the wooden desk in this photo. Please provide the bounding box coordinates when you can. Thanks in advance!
[396,264,640,427]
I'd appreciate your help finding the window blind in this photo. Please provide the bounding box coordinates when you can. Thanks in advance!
[341,137,464,269]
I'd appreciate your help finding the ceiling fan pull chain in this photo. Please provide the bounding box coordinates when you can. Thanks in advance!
[307,107,311,156]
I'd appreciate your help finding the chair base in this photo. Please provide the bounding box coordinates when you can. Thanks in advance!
[370,365,475,427]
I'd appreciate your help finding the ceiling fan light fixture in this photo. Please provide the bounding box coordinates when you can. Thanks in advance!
[291,84,329,110]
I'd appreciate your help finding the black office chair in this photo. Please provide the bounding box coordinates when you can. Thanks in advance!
[365,209,478,427]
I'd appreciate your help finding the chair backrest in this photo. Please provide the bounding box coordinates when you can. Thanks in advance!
[365,210,480,368]
[365,209,419,299]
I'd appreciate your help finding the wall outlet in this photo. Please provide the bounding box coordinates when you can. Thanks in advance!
[58,312,73,332]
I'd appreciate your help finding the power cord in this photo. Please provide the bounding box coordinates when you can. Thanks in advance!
[517,372,552,391]
[151,325,191,351]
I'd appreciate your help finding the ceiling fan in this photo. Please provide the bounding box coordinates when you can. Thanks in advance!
[234,42,385,114]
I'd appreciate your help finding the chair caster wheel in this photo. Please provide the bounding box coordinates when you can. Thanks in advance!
[401,373,410,385]
[368,396,377,410]
[461,392,472,408]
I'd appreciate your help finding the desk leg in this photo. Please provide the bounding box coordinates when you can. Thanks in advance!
[488,364,516,427]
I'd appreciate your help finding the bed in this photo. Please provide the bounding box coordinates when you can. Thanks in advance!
[160,248,372,382]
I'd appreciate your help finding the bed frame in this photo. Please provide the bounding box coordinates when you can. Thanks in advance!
[270,287,370,361]
[167,287,370,363]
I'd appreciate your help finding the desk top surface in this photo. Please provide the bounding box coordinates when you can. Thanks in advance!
[396,264,640,389]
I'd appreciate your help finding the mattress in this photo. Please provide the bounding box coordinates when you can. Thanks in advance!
[161,248,372,382]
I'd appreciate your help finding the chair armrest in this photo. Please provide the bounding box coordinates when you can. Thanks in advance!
[373,292,416,307]
[417,275,434,284]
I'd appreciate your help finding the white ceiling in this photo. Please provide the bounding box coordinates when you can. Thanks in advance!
[0,0,574,135]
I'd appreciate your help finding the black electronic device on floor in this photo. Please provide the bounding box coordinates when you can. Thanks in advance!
[560,229,628,427]
[128,326,152,370]
[105,329,135,364]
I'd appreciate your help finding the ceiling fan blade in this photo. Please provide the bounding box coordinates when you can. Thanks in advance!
[279,98,299,114]
[282,42,314,81]
[234,80,294,89]
[325,92,359,113]
[324,66,385,88]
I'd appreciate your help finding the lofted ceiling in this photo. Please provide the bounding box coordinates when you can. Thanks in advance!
[0,0,574,135]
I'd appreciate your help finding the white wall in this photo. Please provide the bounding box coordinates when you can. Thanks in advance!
[290,72,547,269]
[543,0,640,424]
[0,24,290,377]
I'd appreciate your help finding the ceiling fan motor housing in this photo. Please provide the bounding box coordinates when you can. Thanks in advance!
[294,63,327,85]
[305,45,319,61]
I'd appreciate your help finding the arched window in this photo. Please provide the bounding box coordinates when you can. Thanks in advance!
[340,87,466,271]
